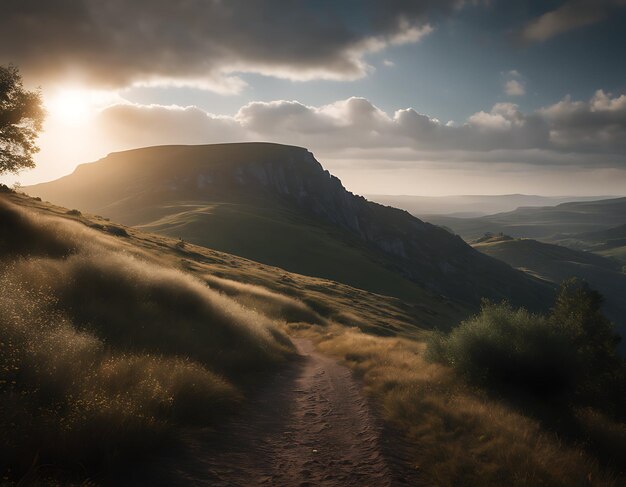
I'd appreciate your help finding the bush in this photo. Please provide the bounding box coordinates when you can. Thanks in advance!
[104,224,129,237]
[427,302,577,397]
[428,280,624,407]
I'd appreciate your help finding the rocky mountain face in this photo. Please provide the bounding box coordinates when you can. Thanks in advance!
[27,143,553,309]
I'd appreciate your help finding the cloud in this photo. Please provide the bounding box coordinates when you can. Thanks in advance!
[92,90,626,163]
[16,90,626,189]
[96,104,247,147]
[505,79,526,96]
[539,90,626,151]
[521,0,626,43]
[0,0,463,92]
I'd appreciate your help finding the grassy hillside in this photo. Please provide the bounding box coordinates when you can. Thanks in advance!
[0,192,295,484]
[2,190,624,486]
[133,196,435,304]
[473,236,626,347]
[553,224,626,264]
[26,143,553,312]
[428,197,626,241]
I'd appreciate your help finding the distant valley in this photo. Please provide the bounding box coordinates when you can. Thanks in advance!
[473,234,626,347]
[364,191,626,348]
[368,194,616,218]
[405,197,626,344]
[425,197,626,241]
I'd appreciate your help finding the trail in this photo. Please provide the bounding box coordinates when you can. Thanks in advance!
[117,339,417,486]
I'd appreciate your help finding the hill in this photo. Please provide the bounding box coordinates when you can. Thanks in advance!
[473,235,626,345]
[26,142,552,312]
[427,197,626,241]
[553,224,626,264]
[3,190,624,486]
[367,194,613,218]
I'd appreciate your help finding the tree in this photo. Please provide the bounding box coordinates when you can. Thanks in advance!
[549,278,623,406]
[0,65,45,174]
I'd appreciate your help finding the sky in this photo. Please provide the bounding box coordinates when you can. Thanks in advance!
[2,0,626,196]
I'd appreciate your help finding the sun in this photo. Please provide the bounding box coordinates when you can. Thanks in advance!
[46,88,121,124]
[46,89,93,124]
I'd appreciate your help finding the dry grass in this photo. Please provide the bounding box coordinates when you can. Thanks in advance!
[294,325,623,487]
[0,199,293,483]
[203,273,326,325]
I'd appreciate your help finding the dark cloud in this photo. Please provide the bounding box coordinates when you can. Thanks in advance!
[0,0,468,91]
[521,0,626,43]
[540,90,626,151]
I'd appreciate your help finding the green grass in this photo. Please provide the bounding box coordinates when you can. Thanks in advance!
[597,245,626,264]
[136,199,433,303]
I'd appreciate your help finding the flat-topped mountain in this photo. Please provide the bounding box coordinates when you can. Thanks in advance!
[27,143,552,310]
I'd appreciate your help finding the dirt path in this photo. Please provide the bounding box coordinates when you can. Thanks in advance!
[117,339,415,486]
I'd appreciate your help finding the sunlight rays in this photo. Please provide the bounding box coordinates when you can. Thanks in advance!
[46,87,121,124]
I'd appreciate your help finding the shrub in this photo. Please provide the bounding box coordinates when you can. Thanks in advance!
[104,224,129,237]
[427,280,624,407]
[427,302,577,397]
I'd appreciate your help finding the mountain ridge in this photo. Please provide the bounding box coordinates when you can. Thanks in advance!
[27,142,553,311]
[367,193,618,218]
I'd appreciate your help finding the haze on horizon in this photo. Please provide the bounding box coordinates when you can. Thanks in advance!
[2,0,626,196]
